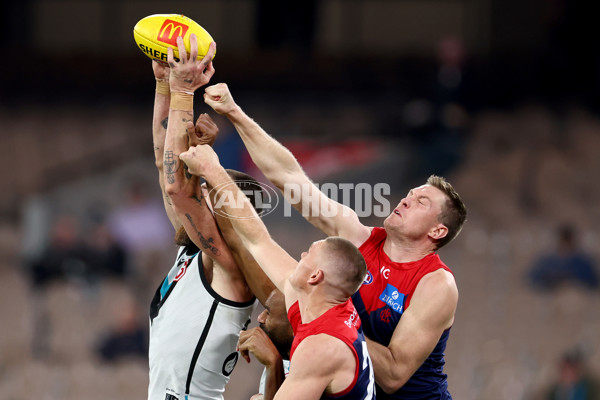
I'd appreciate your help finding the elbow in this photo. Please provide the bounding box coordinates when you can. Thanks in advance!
[379,382,399,395]
[164,182,179,198]
[165,181,188,200]
[376,363,411,394]
[378,377,406,394]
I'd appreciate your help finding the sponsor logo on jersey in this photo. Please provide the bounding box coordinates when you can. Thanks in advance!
[344,309,360,329]
[379,284,405,314]
[380,266,390,280]
[164,394,178,400]
[222,352,239,376]
[363,271,373,285]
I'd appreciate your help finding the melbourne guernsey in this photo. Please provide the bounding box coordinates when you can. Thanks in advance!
[352,227,453,399]
[288,299,376,400]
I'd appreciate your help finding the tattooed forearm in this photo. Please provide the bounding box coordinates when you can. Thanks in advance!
[184,213,221,256]
[164,150,179,184]
[184,164,192,180]
[161,117,169,130]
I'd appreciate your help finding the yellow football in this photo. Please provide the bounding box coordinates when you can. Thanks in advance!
[133,14,215,65]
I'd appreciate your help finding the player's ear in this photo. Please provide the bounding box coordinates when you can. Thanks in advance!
[307,269,324,286]
[428,223,448,241]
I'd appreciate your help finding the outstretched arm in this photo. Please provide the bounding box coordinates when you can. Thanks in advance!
[162,35,235,269]
[151,60,180,230]
[203,84,372,247]
[209,199,277,306]
[180,144,297,305]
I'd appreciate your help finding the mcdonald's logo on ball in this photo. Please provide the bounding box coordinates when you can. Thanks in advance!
[157,19,189,46]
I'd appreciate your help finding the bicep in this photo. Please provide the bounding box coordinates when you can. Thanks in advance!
[274,373,328,400]
[388,270,458,373]
[274,338,338,400]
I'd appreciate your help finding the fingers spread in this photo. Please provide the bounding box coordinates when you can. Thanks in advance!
[167,47,176,68]
[176,36,187,62]
[189,34,198,61]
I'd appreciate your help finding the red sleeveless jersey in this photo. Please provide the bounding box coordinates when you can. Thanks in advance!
[288,299,375,399]
[352,227,454,399]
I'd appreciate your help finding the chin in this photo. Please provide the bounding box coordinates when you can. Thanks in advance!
[174,227,193,247]
[383,215,394,230]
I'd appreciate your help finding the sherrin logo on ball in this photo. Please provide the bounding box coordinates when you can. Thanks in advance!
[133,14,215,65]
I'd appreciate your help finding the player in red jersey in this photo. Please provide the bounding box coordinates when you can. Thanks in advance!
[202,84,467,399]
[179,144,376,400]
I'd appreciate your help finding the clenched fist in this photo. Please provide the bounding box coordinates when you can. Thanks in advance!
[179,144,220,177]
[187,113,219,147]
[204,83,238,115]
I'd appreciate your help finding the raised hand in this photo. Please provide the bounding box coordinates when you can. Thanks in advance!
[187,113,219,147]
[152,59,170,81]
[204,83,238,115]
[179,144,220,177]
[168,34,216,94]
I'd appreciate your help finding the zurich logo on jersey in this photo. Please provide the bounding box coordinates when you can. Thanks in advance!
[363,271,374,285]
[379,284,405,314]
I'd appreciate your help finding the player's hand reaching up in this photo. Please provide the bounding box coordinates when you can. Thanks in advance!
[179,144,220,177]
[168,35,216,94]
[187,113,219,147]
[152,59,170,81]
[204,83,238,115]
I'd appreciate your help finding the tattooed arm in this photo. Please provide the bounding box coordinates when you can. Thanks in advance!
[151,61,181,230]
[162,36,237,267]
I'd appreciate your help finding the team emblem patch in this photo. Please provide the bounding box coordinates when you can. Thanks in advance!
[363,271,373,285]
[380,308,392,323]
[222,352,239,376]
[379,284,405,314]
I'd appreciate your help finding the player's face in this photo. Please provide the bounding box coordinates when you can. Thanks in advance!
[257,291,293,358]
[384,185,447,240]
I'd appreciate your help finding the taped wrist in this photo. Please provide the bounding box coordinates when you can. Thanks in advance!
[155,79,170,95]
[170,92,193,111]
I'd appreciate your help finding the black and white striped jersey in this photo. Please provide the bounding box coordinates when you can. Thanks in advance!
[148,244,256,400]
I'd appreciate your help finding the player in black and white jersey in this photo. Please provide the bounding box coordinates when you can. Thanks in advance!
[148,36,287,400]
